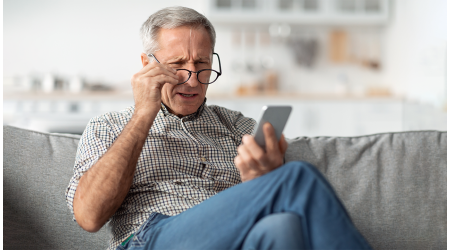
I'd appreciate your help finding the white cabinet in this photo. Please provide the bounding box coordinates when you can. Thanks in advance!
[3,94,134,134]
[207,97,445,138]
[207,0,390,25]
[4,94,446,136]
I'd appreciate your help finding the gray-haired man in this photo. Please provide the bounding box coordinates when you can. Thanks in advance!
[66,6,372,250]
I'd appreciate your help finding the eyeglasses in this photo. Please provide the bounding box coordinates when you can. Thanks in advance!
[149,53,222,85]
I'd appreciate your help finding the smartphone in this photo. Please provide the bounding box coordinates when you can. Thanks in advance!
[252,106,292,148]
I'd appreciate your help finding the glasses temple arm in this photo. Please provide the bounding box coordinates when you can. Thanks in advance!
[214,53,222,74]
[149,54,161,64]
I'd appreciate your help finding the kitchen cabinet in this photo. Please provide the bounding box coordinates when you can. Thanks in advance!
[3,93,134,134]
[207,0,390,25]
[207,96,405,138]
[4,93,445,137]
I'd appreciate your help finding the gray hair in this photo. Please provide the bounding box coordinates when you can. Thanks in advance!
[140,6,216,56]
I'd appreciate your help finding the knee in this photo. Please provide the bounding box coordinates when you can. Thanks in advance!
[284,160,315,170]
[243,213,304,250]
[255,213,302,233]
[279,161,323,180]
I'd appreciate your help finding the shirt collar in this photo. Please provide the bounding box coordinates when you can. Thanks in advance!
[160,98,207,121]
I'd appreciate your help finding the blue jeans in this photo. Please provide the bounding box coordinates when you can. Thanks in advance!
[117,161,372,250]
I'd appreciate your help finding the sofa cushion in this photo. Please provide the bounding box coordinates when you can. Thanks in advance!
[3,125,110,249]
[4,125,447,249]
[285,131,447,250]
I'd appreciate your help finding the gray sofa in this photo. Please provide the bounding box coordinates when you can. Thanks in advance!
[3,125,447,249]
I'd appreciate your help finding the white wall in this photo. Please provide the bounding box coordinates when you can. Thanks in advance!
[4,0,208,85]
[381,0,447,107]
[4,0,447,109]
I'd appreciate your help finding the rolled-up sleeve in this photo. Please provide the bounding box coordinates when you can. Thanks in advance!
[65,116,117,221]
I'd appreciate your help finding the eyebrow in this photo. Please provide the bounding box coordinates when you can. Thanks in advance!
[166,56,211,63]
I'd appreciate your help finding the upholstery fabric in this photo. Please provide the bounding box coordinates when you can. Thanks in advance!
[3,125,447,249]
[285,131,447,250]
[3,125,110,250]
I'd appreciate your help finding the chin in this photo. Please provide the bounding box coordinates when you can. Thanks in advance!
[166,97,204,117]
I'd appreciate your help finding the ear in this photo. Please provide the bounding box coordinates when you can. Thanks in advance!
[141,53,149,67]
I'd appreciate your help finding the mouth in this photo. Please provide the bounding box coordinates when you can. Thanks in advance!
[177,93,198,98]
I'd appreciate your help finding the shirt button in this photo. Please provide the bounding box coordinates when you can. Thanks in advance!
[201,157,207,162]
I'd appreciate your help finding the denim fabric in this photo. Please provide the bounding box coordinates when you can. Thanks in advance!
[242,213,305,250]
[117,213,170,250]
[117,161,372,250]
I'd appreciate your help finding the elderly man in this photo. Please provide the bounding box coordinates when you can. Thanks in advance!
[66,6,371,250]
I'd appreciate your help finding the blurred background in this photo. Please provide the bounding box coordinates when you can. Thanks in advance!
[4,0,447,138]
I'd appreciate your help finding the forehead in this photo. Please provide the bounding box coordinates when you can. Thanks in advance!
[156,26,212,58]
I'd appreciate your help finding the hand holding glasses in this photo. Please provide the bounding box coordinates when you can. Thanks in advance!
[149,53,222,85]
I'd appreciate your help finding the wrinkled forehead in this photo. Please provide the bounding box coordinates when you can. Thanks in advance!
[156,25,213,55]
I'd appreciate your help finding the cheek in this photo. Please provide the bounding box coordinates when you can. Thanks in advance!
[162,83,175,95]
[160,84,176,104]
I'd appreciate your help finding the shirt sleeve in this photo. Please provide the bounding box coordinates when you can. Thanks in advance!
[233,112,256,146]
[65,115,118,221]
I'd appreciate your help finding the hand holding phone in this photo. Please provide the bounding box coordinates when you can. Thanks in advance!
[252,106,292,149]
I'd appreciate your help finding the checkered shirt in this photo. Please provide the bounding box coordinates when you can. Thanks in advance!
[65,100,256,250]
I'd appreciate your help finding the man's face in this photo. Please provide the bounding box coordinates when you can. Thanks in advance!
[143,26,212,117]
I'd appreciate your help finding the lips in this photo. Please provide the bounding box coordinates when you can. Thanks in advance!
[178,93,198,98]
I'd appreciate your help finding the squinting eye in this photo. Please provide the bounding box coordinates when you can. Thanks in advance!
[170,63,183,68]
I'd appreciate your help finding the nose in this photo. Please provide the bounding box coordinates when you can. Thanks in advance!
[184,66,200,87]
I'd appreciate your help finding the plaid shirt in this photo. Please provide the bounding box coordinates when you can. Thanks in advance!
[65,100,256,249]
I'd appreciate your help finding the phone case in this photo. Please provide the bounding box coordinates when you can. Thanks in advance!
[252,105,292,148]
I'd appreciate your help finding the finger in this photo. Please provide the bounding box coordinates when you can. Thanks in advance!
[138,59,178,80]
[146,65,179,82]
[234,154,252,177]
[165,64,177,75]
[138,59,160,74]
[156,61,177,75]
[234,154,262,182]
[146,58,177,74]
[234,155,246,172]
[263,123,280,155]
[133,67,179,87]
[131,71,178,89]
[237,143,260,171]
[148,73,179,86]
[242,134,271,169]
[279,134,288,155]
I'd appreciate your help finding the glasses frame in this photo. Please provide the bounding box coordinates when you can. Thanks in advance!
[149,53,222,85]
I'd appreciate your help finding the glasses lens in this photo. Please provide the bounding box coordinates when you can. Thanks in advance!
[176,69,191,84]
[198,70,219,84]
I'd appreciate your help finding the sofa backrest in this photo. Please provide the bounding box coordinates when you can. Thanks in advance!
[3,125,110,249]
[4,125,447,249]
[285,131,447,250]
